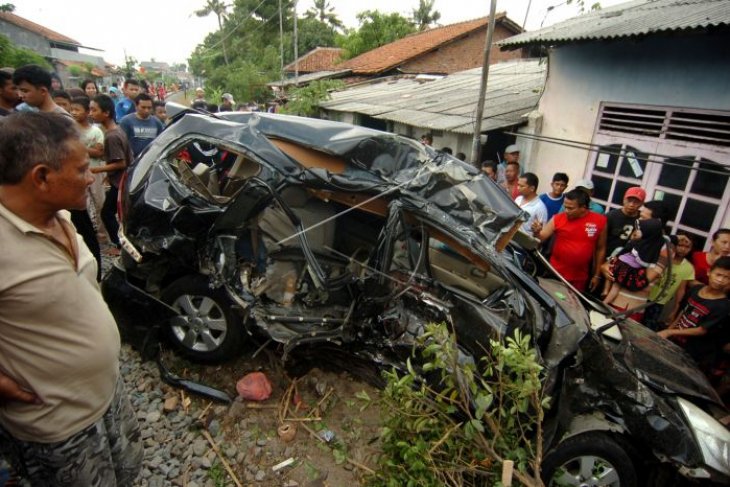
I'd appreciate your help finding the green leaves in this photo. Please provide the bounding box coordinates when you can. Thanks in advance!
[279,79,345,117]
[366,323,548,487]
[336,10,416,59]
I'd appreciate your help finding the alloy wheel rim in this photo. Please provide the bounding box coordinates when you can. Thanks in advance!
[550,455,620,487]
[170,294,228,352]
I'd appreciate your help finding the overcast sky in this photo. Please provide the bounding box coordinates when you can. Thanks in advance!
[15,0,625,66]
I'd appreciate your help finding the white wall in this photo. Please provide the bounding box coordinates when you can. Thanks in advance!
[526,34,730,202]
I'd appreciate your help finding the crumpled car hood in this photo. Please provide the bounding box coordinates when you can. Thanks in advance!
[616,319,721,405]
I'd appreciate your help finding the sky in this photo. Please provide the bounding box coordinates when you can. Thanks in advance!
[14,0,625,67]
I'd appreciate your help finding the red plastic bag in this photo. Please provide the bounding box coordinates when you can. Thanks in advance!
[236,372,273,401]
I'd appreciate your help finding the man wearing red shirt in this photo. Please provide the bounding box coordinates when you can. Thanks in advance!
[533,189,607,292]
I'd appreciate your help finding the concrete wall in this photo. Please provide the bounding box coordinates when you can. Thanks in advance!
[401,24,525,75]
[51,48,103,65]
[0,19,51,56]
[525,34,730,191]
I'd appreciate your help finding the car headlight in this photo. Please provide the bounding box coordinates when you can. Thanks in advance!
[678,397,730,476]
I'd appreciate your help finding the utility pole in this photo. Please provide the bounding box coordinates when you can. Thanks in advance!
[293,0,299,86]
[522,0,533,29]
[470,0,498,166]
[279,0,284,86]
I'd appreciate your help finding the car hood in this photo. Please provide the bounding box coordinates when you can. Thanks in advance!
[615,319,722,405]
[148,109,528,242]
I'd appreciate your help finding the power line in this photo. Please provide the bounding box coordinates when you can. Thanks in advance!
[506,131,730,177]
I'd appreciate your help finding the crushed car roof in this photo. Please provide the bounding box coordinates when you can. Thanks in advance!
[151,107,528,243]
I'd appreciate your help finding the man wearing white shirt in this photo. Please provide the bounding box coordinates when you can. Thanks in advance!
[515,172,548,234]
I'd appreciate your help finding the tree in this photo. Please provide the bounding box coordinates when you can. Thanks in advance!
[337,10,416,59]
[195,0,230,65]
[279,79,344,117]
[411,0,441,31]
[0,34,51,69]
[0,3,14,12]
[123,55,138,77]
[296,17,337,57]
[305,0,343,32]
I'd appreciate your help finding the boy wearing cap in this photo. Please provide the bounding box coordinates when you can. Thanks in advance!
[220,93,235,112]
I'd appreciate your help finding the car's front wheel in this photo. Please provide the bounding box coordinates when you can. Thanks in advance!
[161,275,245,362]
[542,432,637,487]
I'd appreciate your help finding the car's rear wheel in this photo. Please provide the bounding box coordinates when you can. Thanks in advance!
[161,275,244,362]
[542,433,637,487]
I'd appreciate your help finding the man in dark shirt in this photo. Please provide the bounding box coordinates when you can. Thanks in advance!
[0,70,19,116]
[90,94,134,251]
[659,256,730,371]
[594,186,645,293]
[12,65,70,117]
[119,93,164,157]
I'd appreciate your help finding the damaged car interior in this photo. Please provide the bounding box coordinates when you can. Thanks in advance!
[102,105,730,486]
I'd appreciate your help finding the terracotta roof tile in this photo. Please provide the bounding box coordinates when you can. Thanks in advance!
[338,14,513,75]
[0,12,80,46]
[284,47,345,73]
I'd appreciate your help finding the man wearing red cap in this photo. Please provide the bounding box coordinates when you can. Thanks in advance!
[594,186,646,292]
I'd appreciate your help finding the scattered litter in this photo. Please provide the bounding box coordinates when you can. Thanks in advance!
[272,457,296,472]
[318,429,335,443]
[163,395,179,412]
[278,423,297,443]
[236,371,272,401]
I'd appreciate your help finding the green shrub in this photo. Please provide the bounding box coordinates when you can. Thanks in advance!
[367,323,548,487]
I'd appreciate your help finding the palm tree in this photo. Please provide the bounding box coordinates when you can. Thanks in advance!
[305,0,344,32]
[195,0,230,65]
[411,0,441,31]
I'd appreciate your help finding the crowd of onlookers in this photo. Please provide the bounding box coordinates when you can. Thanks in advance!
[1,64,727,399]
[476,142,730,399]
[0,65,174,273]
[419,133,728,400]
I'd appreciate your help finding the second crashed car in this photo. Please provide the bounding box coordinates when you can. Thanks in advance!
[103,107,730,486]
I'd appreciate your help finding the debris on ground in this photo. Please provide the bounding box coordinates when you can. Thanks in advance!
[120,345,381,486]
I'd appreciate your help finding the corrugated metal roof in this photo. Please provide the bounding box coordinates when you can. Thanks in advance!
[320,60,546,134]
[500,0,730,48]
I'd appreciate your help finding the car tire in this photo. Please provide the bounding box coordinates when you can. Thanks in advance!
[161,275,244,363]
[542,432,637,487]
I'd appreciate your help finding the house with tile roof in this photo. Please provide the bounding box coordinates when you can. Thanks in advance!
[270,47,350,90]
[0,11,108,86]
[284,47,344,75]
[338,13,525,79]
[499,0,730,249]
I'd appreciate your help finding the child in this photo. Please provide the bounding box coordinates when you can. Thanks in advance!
[52,90,71,113]
[658,256,730,372]
[643,232,695,330]
[603,217,665,303]
[69,96,106,234]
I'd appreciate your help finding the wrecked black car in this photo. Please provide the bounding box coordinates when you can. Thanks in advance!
[102,106,730,486]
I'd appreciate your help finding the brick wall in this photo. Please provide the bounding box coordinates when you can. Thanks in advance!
[400,24,525,75]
